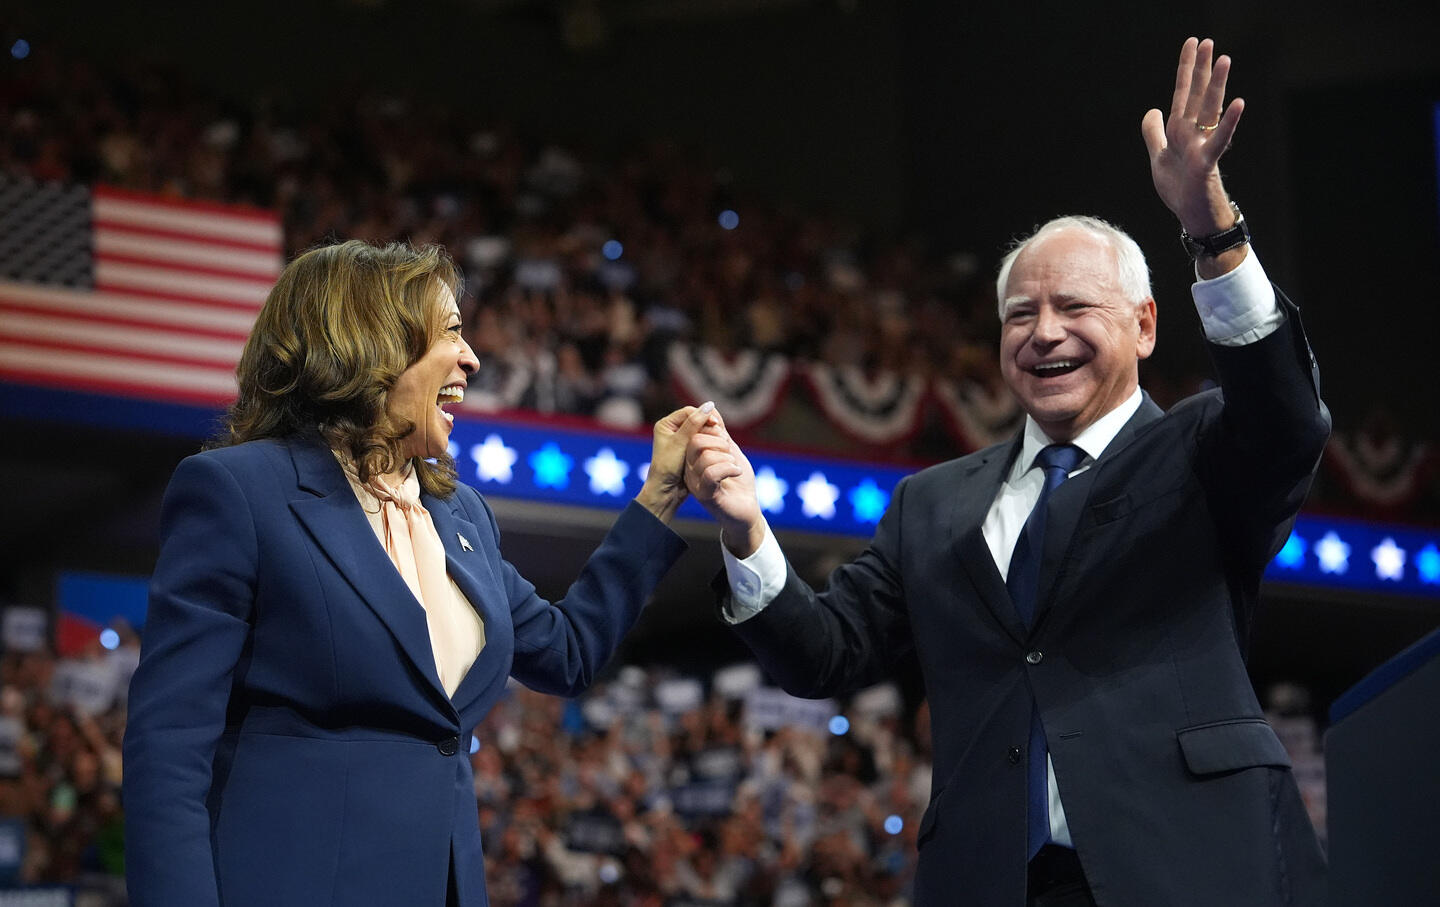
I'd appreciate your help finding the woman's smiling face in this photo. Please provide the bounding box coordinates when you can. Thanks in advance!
[387,284,477,463]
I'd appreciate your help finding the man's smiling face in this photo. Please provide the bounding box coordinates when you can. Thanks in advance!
[999,228,1156,441]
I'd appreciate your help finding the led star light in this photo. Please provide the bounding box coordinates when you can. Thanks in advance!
[529,442,574,490]
[849,478,889,524]
[797,471,839,520]
[1315,531,1350,575]
[1417,544,1440,585]
[1274,532,1306,569]
[754,466,788,514]
[472,434,518,484]
[1371,537,1406,582]
[585,447,630,496]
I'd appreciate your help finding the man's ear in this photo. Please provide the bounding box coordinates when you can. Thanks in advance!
[1135,298,1157,360]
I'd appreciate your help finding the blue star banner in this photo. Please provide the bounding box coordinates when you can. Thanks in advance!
[1266,515,1440,597]
[451,418,902,537]
[5,384,1440,599]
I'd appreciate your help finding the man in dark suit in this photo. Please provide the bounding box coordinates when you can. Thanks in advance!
[684,38,1328,906]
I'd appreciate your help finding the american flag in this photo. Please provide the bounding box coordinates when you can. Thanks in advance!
[0,175,283,407]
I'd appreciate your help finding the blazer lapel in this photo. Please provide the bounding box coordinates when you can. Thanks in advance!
[285,439,450,706]
[423,496,510,714]
[1033,393,1165,625]
[950,435,1029,645]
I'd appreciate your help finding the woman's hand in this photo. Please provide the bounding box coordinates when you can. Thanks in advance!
[634,402,717,523]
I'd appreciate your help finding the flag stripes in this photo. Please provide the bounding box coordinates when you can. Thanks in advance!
[0,177,282,408]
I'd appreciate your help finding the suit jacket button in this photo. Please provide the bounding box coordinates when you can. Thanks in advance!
[437,736,460,756]
[1026,650,1043,665]
[1008,746,1022,765]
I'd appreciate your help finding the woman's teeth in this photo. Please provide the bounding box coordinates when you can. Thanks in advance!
[436,386,464,425]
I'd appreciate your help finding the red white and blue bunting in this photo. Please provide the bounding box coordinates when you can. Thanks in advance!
[931,378,1024,450]
[1324,430,1432,509]
[667,343,792,429]
[802,363,929,445]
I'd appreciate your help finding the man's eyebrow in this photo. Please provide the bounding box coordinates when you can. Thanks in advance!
[1002,295,1034,310]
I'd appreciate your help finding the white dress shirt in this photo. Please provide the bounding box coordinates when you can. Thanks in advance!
[719,249,1284,845]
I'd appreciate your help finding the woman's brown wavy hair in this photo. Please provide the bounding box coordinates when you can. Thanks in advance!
[221,239,462,498]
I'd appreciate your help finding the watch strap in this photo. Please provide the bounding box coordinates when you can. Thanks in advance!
[1180,201,1249,259]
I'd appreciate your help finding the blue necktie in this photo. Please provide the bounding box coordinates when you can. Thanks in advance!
[1006,443,1083,860]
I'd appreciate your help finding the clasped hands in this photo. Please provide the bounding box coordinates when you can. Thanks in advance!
[633,401,761,557]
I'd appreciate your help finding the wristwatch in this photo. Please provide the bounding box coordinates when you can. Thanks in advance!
[1180,201,1249,259]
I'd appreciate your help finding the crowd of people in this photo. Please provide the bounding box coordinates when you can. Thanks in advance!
[7,48,1439,517]
[0,636,132,900]
[2,48,1103,458]
[0,625,1327,905]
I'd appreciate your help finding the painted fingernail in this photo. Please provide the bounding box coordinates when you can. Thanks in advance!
[700,401,715,413]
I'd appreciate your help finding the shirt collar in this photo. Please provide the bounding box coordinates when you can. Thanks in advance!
[1013,386,1144,479]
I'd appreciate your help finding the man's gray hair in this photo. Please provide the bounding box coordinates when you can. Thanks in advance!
[994,215,1152,320]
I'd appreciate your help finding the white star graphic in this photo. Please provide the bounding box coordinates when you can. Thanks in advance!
[585,447,631,496]
[639,461,650,482]
[1371,537,1406,582]
[755,467,789,514]
[797,471,839,520]
[471,435,518,483]
[1315,531,1351,575]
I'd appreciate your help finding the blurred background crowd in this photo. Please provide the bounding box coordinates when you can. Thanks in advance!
[0,630,1328,905]
[6,46,1439,513]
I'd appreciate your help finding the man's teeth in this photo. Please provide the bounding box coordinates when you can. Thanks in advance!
[436,387,465,405]
[1034,361,1078,373]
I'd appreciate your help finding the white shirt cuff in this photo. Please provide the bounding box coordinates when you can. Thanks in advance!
[1191,249,1284,347]
[719,522,786,625]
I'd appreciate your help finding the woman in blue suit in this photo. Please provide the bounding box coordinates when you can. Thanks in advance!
[122,240,709,906]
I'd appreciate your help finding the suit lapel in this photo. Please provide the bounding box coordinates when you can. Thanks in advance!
[950,435,1029,645]
[423,496,510,713]
[286,439,450,706]
[1032,393,1165,625]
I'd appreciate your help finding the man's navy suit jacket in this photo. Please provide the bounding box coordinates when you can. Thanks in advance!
[123,436,685,906]
[731,292,1330,906]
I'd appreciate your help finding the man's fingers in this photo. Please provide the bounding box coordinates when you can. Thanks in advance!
[686,447,730,478]
[1169,36,1198,119]
[701,461,743,489]
[1184,38,1215,121]
[1199,54,1231,126]
[1140,108,1167,160]
[685,433,731,463]
[1204,97,1244,164]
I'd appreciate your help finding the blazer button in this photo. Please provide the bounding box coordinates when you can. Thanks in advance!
[1025,650,1043,665]
[437,736,460,756]
[1007,746,1022,765]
